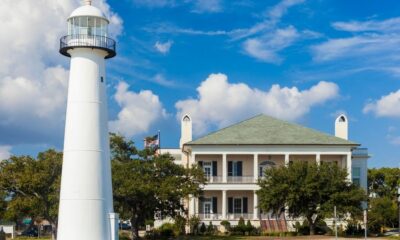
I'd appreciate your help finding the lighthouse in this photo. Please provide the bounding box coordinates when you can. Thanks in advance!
[58,0,118,239]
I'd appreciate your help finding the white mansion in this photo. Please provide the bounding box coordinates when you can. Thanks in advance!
[159,114,368,230]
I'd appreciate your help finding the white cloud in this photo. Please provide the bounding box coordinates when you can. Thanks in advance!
[153,74,176,87]
[144,0,308,63]
[312,17,400,62]
[0,0,122,145]
[0,146,12,161]
[154,40,174,54]
[243,26,299,63]
[192,0,223,13]
[109,82,167,138]
[363,90,400,118]
[175,73,339,135]
[267,0,305,23]
[332,17,400,33]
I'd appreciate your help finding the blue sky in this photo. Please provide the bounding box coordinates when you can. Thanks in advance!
[1,0,400,168]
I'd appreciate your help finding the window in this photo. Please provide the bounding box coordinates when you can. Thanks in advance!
[100,76,104,83]
[234,198,242,214]
[339,116,346,122]
[228,161,242,176]
[228,197,248,214]
[352,167,361,186]
[183,115,190,122]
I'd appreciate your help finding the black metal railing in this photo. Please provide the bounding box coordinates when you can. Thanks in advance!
[59,34,116,59]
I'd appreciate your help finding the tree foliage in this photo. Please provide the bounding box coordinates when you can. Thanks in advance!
[368,168,400,199]
[367,168,400,233]
[0,149,62,240]
[368,196,398,232]
[110,133,205,240]
[257,161,366,235]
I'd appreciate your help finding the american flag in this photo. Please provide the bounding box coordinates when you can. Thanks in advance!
[144,132,160,149]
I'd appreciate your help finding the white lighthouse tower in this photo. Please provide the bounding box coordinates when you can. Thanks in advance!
[58,1,118,240]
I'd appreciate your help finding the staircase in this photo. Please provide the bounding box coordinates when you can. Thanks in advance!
[260,214,288,232]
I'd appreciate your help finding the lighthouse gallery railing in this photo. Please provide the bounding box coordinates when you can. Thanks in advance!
[60,34,116,59]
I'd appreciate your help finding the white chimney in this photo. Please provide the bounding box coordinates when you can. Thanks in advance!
[335,114,348,140]
[180,114,192,148]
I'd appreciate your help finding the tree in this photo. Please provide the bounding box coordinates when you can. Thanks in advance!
[257,161,366,235]
[110,133,205,240]
[0,150,62,240]
[368,196,398,232]
[368,168,400,199]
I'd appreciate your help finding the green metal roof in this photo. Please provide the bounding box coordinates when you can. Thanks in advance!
[186,114,358,146]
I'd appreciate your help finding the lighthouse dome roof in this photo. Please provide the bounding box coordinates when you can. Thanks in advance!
[69,5,108,22]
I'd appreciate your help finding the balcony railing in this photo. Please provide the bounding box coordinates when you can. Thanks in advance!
[205,176,223,183]
[59,34,116,59]
[227,176,255,183]
[205,176,256,183]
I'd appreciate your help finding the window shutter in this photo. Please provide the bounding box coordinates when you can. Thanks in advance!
[228,161,233,176]
[237,161,243,176]
[212,197,217,214]
[243,197,248,213]
[212,161,217,176]
[228,197,233,213]
[198,161,203,168]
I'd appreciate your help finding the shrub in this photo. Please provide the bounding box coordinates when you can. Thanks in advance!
[246,220,254,232]
[199,222,206,235]
[220,220,231,232]
[159,223,175,238]
[119,232,131,240]
[188,215,200,235]
[345,220,364,236]
[207,221,216,235]
[174,215,186,236]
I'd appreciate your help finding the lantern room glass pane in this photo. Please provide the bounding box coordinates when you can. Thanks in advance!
[68,17,108,37]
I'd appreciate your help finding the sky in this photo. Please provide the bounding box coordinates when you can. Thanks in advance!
[0,0,399,168]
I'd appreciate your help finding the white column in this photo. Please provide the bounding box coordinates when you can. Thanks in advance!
[284,153,290,166]
[253,154,258,182]
[109,213,119,240]
[222,190,227,219]
[346,153,352,181]
[253,191,258,220]
[192,153,196,167]
[188,195,195,217]
[316,153,321,165]
[222,154,227,183]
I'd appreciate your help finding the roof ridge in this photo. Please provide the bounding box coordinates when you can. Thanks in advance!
[186,114,264,144]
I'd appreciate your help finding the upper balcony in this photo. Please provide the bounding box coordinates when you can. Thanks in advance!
[195,152,353,185]
[60,34,116,59]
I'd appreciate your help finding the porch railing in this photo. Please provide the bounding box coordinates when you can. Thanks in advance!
[197,213,223,220]
[197,213,254,220]
[226,213,254,220]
